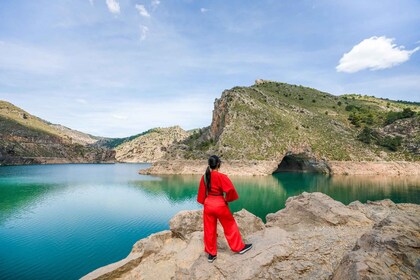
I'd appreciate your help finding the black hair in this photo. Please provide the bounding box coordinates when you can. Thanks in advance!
[204,155,221,192]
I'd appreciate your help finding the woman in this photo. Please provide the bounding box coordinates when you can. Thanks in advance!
[197,155,252,263]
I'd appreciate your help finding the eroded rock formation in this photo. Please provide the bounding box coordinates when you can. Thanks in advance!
[82,192,420,280]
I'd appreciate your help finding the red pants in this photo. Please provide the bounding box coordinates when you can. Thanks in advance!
[203,196,245,255]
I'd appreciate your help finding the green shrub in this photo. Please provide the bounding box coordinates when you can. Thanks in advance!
[377,136,402,151]
[357,127,374,144]
[384,108,415,125]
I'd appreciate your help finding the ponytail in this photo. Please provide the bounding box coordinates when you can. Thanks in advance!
[205,166,211,192]
[204,155,221,193]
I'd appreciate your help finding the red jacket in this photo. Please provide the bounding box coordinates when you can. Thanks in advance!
[197,171,239,204]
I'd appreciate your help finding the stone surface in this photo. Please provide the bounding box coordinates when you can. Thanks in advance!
[83,193,420,280]
[332,203,420,280]
[266,192,372,230]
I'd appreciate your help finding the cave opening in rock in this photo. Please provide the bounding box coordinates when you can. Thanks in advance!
[273,153,330,173]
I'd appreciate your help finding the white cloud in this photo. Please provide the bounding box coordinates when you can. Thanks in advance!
[106,0,120,14]
[89,0,94,6]
[336,36,419,73]
[151,0,160,10]
[135,4,150,17]
[140,25,149,40]
[200,8,209,13]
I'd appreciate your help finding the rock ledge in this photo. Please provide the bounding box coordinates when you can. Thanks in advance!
[82,192,420,280]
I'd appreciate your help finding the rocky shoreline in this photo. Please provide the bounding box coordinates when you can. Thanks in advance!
[82,192,420,280]
[138,160,279,176]
[139,160,420,176]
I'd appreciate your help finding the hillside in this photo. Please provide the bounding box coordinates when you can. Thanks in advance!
[165,80,419,163]
[0,101,115,165]
[115,126,191,162]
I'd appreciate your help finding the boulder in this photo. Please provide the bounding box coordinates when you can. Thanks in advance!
[169,208,264,241]
[266,192,372,230]
[332,203,420,280]
[169,210,203,239]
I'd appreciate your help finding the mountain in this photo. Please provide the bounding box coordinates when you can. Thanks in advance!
[115,126,191,162]
[165,80,419,163]
[0,101,115,165]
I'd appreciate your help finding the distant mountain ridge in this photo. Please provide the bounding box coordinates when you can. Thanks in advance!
[1,80,418,167]
[115,126,191,163]
[0,101,115,165]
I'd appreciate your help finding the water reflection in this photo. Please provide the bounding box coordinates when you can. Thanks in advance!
[0,182,63,224]
[326,175,420,205]
[132,173,420,221]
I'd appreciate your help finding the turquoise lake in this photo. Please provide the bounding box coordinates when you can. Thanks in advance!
[0,163,419,280]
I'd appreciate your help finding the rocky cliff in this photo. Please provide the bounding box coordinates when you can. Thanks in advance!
[115,126,191,162]
[82,192,420,280]
[0,101,115,165]
[166,81,419,163]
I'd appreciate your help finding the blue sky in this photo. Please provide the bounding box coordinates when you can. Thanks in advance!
[0,0,419,137]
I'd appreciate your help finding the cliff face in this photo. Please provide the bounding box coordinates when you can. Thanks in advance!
[169,81,419,162]
[82,192,420,280]
[0,101,115,165]
[115,126,191,162]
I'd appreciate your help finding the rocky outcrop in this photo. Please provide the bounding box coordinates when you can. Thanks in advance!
[163,82,420,162]
[266,192,372,230]
[209,90,236,142]
[139,160,279,176]
[333,200,420,279]
[115,126,190,163]
[82,192,420,280]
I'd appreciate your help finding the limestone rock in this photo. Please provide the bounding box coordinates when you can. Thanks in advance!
[332,203,420,280]
[115,126,191,163]
[169,209,264,240]
[266,192,372,230]
[169,210,203,240]
[234,209,265,238]
[83,193,420,280]
[348,199,396,222]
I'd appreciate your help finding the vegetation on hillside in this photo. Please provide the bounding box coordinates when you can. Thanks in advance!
[169,81,419,161]
[0,101,115,165]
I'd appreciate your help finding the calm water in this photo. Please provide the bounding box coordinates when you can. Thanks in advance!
[0,164,419,280]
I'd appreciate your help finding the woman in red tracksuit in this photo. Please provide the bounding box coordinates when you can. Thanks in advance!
[197,155,253,262]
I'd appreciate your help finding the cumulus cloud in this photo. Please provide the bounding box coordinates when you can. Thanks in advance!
[336,36,419,73]
[140,25,149,40]
[151,0,160,10]
[200,8,209,13]
[106,0,120,14]
[135,4,150,17]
